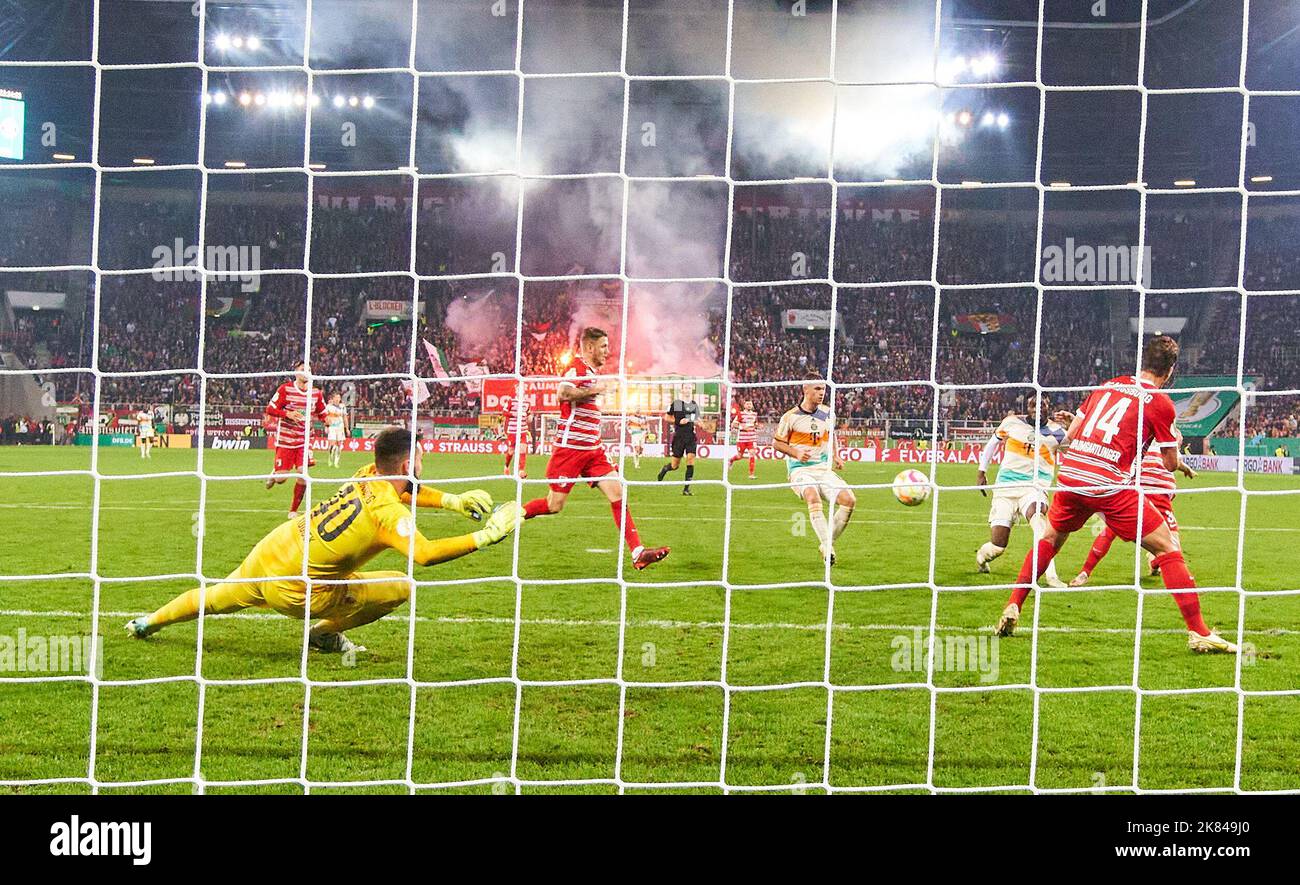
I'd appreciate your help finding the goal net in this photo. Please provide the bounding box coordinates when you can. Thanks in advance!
[0,0,1298,796]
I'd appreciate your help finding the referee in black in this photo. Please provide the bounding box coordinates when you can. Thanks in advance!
[657,390,700,495]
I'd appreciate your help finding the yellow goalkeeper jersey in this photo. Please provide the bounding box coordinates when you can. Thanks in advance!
[248,465,472,582]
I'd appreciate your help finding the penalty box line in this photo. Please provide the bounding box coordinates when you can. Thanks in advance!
[0,501,1294,534]
[0,609,1295,638]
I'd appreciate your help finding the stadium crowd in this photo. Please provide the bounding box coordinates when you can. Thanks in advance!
[4,192,1299,440]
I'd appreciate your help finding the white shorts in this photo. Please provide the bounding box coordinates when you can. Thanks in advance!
[789,465,849,502]
[628,431,644,446]
[988,483,1049,528]
[327,427,346,443]
[138,431,155,441]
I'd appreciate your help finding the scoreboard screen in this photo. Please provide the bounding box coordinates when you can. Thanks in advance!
[0,92,25,160]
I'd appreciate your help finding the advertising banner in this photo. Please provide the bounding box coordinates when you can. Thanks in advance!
[1181,454,1293,475]
[481,379,561,414]
[1167,376,1255,437]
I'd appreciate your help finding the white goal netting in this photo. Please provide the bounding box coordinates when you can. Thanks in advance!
[1,0,1298,795]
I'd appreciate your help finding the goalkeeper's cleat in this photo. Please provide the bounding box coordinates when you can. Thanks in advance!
[309,631,366,655]
[125,616,153,639]
[819,544,836,567]
[1068,571,1091,587]
[995,602,1020,637]
[471,502,523,548]
[633,545,670,570]
[1188,631,1238,654]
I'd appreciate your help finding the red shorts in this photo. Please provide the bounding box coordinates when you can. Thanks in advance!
[1049,488,1168,543]
[547,445,616,493]
[1148,494,1178,532]
[736,440,755,454]
[273,444,316,473]
[504,433,530,449]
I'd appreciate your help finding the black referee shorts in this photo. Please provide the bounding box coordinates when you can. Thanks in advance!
[671,432,697,459]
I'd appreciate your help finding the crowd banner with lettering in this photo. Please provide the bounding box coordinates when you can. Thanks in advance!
[363,300,413,321]
[781,309,836,331]
[481,379,561,414]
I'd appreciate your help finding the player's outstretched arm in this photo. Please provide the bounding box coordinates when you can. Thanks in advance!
[403,485,494,520]
[378,503,522,567]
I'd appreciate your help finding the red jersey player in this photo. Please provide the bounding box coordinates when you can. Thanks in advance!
[998,336,1235,653]
[502,392,532,478]
[264,361,328,519]
[1069,429,1197,587]
[522,327,669,570]
[727,398,759,479]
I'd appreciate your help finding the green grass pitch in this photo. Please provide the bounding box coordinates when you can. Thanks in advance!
[1,445,1297,794]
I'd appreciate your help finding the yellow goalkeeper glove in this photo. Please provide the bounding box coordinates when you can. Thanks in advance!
[472,502,523,548]
[441,489,494,521]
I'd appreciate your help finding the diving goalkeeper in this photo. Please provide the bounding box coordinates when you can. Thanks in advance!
[126,426,522,654]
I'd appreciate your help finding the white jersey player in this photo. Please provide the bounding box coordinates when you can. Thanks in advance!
[772,376,856,567]
[626,413,647,469]
[976,397,1067,586]
[136,408,156,459]
[324,393,349,467]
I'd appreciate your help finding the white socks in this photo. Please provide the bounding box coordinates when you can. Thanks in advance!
[977,542,1006,565]
[830,505,854,541]
[808,503,830,548]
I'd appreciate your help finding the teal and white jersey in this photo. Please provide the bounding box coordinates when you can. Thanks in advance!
[774,404,833,474]
[980,415,1066,486]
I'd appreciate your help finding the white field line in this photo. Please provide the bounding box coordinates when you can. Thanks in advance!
[1,609,1296,637]
[0,501,1293,533]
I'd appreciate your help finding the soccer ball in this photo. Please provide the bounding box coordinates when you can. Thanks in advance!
[892,469,931,506]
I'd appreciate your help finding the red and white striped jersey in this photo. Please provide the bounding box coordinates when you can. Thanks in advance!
[1139,447,1179,496]
[555,357,603,451]
[736,408,758,443]
[1057,375,1179,497]
[266,381,326,448]
[504,397,531,438]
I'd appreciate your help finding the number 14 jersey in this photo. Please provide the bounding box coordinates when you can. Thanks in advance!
[1057,375,1180,498]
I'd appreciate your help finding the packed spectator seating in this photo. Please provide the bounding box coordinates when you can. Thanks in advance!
[6,190,1300,439]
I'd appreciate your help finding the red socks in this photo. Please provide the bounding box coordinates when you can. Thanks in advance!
[610,501,642,553]
[1008,542,1210,636]
[748,454,756,476]
[1081,528,1117,575]
[518,450,527,472]
[523,498,551,519]
[1011,539,1059,607]
[1153,551,1210,635]
[290,480,306,513]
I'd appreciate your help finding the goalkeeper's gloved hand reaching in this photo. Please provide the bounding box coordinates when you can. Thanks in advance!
[472,502,523,548]
[440,489,494,521]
